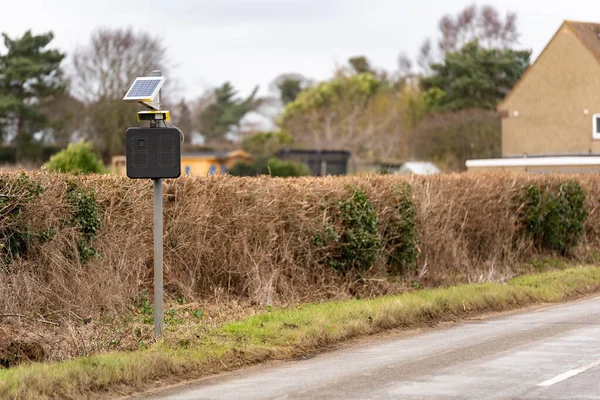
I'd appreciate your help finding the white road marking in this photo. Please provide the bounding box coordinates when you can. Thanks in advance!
[538,359,600,387]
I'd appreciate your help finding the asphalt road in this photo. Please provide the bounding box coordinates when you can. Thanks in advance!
[146,296,600,399]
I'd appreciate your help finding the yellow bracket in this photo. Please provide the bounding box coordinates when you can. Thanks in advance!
[137,110,171,122]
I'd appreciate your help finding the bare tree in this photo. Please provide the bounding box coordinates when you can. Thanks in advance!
[417,39,434,75]
[437,4,519,55]
[397,52,413,78]
[410,4,520,75]
[281,89,421,165]
[70,27,170,160]
[410,108,501,171]
[171,99,193,136]
[71,27,168,102]
[38,92,86,146]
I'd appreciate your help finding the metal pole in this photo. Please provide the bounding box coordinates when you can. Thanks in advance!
[153,178,164,337]
[150,69,164,338]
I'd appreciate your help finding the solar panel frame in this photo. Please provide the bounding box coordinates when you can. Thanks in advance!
[123,76,166,101]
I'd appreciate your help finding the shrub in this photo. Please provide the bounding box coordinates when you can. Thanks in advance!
[228,161,261,177]
[518,181,587,255]
[318,186,382,274]
[66,181,101,263]
[229,157,311,177]
[0,173,44,268]
[241,131,294,159]
[44,141,106,175]
[263,157,311,177]
[384,183,418,275]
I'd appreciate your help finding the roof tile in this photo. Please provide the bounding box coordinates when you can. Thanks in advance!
[566,21,600,61]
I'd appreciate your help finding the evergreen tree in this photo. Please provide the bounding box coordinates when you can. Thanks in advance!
[0,31,66,161]
[421,40,530,112]
[277,78,303,105]
[348,56,373,74]
[200,82,259,140]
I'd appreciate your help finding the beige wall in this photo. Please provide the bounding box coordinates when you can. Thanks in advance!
[500,26,600,156]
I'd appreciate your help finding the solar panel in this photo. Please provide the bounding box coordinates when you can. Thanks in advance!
[123,76,166,101]
[126,79,160,97]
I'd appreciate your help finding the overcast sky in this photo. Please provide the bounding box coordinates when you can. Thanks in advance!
[0,0,597,100]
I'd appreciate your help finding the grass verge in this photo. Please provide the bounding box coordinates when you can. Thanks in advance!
[2,265,600,399]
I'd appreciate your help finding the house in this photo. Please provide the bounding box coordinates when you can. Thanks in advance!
[277,149,351,176]
[111,150,254,176]
[467,20,600,173]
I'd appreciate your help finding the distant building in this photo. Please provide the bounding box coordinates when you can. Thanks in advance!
[374,161,440,175]
[111,150,253,176]
[468,20,600,173]
[277,149,351,176]
[395,161,440,175]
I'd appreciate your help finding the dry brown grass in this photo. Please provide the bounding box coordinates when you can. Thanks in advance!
[1,171,599,363]
[3,266,600,400]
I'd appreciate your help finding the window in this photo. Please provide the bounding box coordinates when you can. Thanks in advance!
[594,114,600,139]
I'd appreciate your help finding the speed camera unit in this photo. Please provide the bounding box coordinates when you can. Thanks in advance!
[123,71,182,339]
[125,127,181,179]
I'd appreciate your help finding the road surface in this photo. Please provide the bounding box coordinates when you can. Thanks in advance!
[145,296,600,399]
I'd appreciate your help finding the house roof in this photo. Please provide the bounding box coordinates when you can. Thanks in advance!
[466,155,600,168]
[278,149,351,156]
[565,21,600,61]
[498,20,600,110]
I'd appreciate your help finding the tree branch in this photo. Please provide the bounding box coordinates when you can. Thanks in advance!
[0,314,60,326]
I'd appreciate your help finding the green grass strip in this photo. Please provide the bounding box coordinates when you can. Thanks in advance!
[2,266,600,399]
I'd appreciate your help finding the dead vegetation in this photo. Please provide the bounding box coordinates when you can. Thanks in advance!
[0,171,599,365]
[3,266,600,400]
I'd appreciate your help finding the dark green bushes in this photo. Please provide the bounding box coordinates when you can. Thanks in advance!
[314,184,420,277]
[0,176,102,270]
[518,181,587,255]
[228,160,261,177]
[384,183,419,274]
[0,174,44,267]
[262,157,311,177]
[66,182,101,263]
[324,186,382,274]
[229,157,311,177]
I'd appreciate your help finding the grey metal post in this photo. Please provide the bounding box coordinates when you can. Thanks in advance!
[153,178,163,337]
[150,70,164,338]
